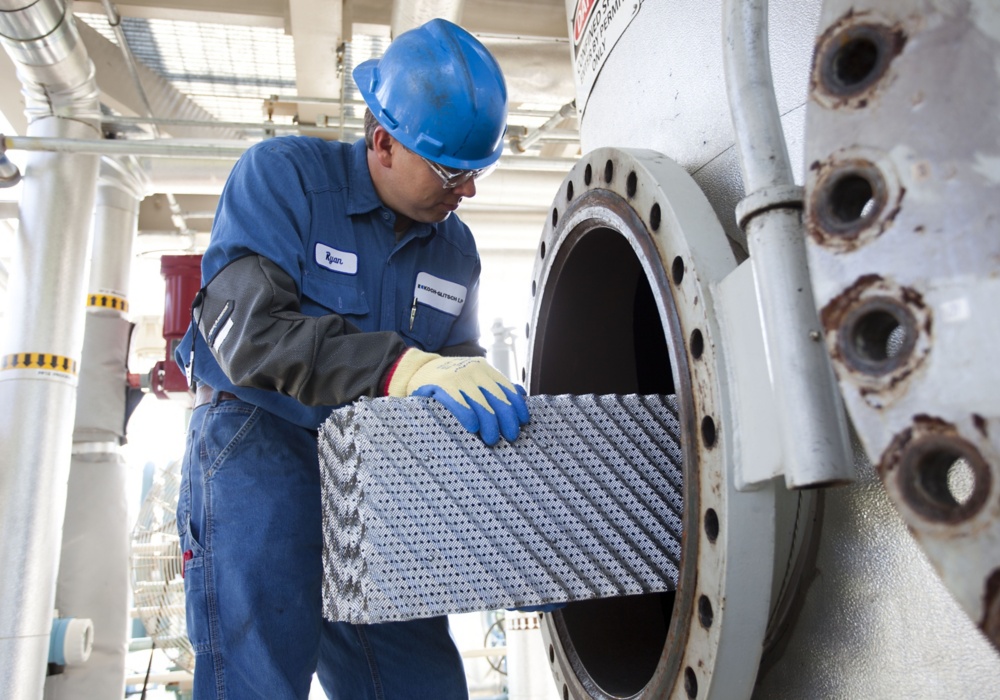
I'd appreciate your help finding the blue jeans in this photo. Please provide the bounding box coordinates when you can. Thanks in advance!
[178,394,468,699]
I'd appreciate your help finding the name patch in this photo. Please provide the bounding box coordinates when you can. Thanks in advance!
[315,243,358,274]
[414,272,467,316]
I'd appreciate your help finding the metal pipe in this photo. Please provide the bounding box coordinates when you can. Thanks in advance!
[509,101,576,153]
[269,94,568,120]
[4,134,249,158]
[722,0,853,488]
[0,137,21,185]
[103,114,352,134]
[0,1,102,696]
[2,135,578,172]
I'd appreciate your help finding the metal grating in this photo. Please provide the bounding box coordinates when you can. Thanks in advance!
[318,393,684,624]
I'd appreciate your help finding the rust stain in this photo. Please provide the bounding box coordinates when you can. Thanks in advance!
[806,160,903,253]
[818,273,884,332]
[819,277,931,394]
[810,11,908,109]
[973,414,989,438]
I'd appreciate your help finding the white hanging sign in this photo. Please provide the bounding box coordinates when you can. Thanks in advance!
[570,0,644,116]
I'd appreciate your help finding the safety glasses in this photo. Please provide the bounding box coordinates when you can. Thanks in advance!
[418,153,498,189]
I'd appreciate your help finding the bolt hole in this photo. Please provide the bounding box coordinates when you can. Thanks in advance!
[914,448,981,513]
[701,415,716,449]
[829,173,876,225]
[704,508,719,543]
[698,595,714,629]
[650,202,661,231]
[524,323,530,340]
[841,299,916,375]
[833,36,880,88]
[604,159,614,184]
[563,684,569,700]
[566,181,574,201]
[898,434,991,524]
[531,280,537,297]
[549,644,555,664]
[685,667,698,698]
[690,329,704,360]
[540,241,546,259]
[671,256,684,285]
[819,23,903,98]
[852,309,902,362]
[584,163,592,186]
[551,208,559,227]
[627,171,638,198]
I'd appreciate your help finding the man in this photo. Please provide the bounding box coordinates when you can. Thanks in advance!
[174,18,529,699]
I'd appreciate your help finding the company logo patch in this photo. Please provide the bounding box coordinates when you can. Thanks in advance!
[315,243,358,274]
[414,272,467,316]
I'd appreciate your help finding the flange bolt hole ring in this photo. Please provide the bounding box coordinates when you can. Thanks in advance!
[684,667,698,698]
[897,435,991,524]
[704,508,719,543]
[701,415,717,449]
[690,328,704,360]
[817,22,905,99]
[671,256,685,286]
[698,595,714,629]
[813,162,887,236]
[838,297,916,376]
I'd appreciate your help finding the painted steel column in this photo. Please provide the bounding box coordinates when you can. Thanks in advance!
[0,1,102,697]
[287,0,342,127]
[45,157,145,699]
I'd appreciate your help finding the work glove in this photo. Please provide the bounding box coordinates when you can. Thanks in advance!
[384,348,530,446]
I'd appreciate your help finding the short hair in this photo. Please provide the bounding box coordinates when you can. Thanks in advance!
[364,108,377,149]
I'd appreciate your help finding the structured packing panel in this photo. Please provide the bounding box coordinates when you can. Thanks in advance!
[318,393,684,624]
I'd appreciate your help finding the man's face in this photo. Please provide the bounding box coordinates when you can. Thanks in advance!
[389,141,478,224]
[370,130,478,226]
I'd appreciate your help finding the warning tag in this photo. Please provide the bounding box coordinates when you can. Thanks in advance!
[570,0,644,115]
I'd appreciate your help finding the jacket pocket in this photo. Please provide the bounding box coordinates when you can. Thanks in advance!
[400,303,457,352]
[301,268,369,317]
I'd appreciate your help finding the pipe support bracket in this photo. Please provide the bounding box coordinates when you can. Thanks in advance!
[735,184,803,230]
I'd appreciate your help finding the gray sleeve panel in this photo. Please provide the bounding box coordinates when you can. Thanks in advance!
[196,254,407,406]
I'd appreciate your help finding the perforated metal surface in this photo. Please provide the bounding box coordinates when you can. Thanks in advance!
[318,393,683,624]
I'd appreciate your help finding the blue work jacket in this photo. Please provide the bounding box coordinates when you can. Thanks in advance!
[175,137,483,429]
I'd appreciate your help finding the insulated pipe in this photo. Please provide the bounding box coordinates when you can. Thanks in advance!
[722,0,853,488]
[0,0,102,697]
[45,158,145,700]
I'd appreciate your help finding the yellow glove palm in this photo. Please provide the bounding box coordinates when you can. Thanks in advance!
[385,348,530,445]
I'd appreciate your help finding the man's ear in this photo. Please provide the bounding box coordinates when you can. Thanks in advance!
[372,127,395,168]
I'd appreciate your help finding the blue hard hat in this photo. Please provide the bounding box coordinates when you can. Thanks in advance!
[353,18,508,170]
